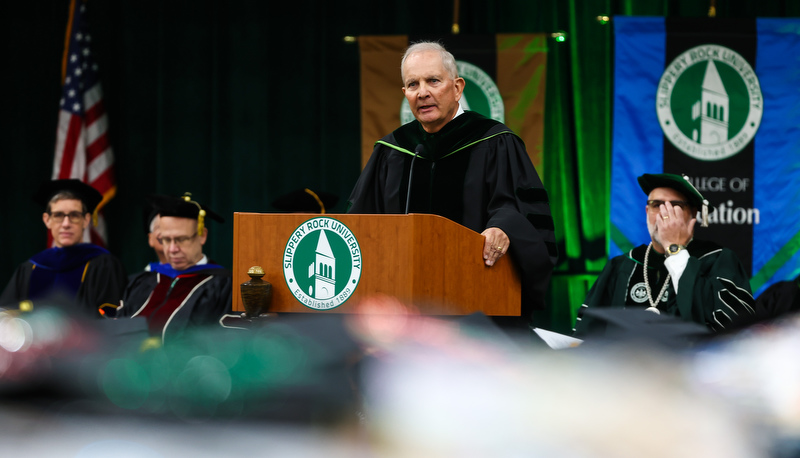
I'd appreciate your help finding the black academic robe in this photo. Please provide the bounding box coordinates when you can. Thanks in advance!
[754,276,800,322]
[347,111,558,318]
[0,244,127,318]
[119,262,232,343]
[574,240,757,336]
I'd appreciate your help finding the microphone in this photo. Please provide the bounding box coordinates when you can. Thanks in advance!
[405,144,424,214]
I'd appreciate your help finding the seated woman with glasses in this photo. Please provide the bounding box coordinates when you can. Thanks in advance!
[0,179,127,318]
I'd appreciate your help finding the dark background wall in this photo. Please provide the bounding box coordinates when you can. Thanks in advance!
[3,0,798,332]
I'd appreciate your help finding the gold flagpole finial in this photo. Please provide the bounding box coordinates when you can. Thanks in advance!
[708,0,717,17]
[452,0,460,34]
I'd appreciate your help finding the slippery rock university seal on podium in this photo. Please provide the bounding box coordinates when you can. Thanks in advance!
[283,217,362,310]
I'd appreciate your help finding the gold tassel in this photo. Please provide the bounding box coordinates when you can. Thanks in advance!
[197,209,206,236]
[701,199,709,227]
[182,192,205,236]
[304,188,326,214]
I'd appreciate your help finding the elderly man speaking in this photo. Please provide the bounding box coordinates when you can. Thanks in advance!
[347,41,557,330]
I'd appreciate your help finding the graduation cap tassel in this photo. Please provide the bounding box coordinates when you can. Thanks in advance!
[701,199,709,227]
[197,209,206,236]
[181,192,205,236]
[304,188,326,214]
[681,174,710,227]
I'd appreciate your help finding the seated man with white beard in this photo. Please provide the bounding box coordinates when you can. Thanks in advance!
[574,173,756,336]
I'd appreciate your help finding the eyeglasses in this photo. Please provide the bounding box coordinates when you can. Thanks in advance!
[48,211,86,224]
[157,234,197,247]
[647,200,690,210]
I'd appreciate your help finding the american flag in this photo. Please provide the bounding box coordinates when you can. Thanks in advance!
[53,0,116,246]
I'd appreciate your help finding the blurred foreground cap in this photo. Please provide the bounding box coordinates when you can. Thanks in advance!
[580,308,712,350]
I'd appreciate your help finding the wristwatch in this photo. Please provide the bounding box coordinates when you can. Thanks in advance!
[666,244,686,257]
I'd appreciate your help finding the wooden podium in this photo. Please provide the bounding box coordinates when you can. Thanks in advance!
[232,213,521,316]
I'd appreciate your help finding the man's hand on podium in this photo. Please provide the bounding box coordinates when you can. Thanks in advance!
[481,227,509,267]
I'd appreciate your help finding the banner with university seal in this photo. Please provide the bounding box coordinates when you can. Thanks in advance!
[611,17,800,295]
[358,34,547,171]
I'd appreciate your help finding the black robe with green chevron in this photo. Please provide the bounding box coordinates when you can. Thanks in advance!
[574,240,757,335]
[347,111,557,318]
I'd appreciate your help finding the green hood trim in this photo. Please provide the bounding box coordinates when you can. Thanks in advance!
[381,111,516,160]
[375,130,514,160]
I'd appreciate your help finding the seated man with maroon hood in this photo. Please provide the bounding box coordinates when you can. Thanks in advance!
[119,193,231,343]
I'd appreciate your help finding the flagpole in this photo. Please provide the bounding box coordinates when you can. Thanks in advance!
[60,0,77,85]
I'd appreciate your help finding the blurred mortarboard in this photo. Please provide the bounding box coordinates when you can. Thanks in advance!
[638,172,710,227]
[34,179,103,213]
[146,192,224,236]
[580,308,712,350]
[272,188,338,214]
